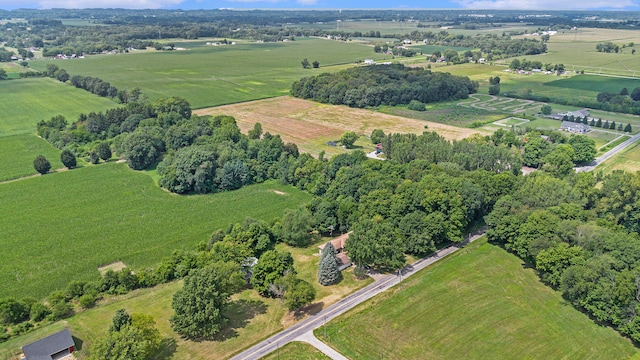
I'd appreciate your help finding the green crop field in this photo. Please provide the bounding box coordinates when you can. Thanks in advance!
[0,163,310,299]
[318,239,638,359]
[379,101,507,128]
[0,135,63,181]
[409,44,473,54]
[0,78,118,137]
[29,38,391,109]
[546,75,640,95]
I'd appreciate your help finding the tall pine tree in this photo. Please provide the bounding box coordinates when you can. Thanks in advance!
[318,242,341,286]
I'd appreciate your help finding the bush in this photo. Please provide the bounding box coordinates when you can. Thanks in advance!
[11,321,33,336]
[407,100,426,111]
[79,294,97,309]
[60,149,77,168]
[354,266,368,279]
[33,155,51,174]
[29,303,51,322]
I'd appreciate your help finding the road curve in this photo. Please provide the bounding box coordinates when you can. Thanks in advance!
[229,229,486,360]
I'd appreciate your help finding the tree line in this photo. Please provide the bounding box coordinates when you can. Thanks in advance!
[291,64,478,108]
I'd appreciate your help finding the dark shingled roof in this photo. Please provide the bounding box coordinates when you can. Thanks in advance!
[21,328,74,360]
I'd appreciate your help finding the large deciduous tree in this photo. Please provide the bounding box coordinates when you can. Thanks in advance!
[567,135,596,165]
[280,207,313,247]
[158,145,217,194]
[170,262,243,340]
[97,142,112,162]
[251,250,295,297]
[90,310,161,360]
[347,216,405,271]
[340,131,358,149]
[122,127,165,170]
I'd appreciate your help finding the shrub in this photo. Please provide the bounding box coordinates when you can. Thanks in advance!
[60,149,77,168]
[33,155,51,174]
[79,293,97,309]
[407,100,426,111]
[29,303,51,322]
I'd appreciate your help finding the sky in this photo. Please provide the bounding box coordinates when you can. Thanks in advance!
[0,0,639,10]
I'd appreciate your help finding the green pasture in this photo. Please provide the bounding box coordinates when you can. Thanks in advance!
[502,28,640,77]
[546,75,640,95]
[0,163,310,299]
[379,101,507,128]
[293,20,419,36]
[0,78,118,137]
[431,63,503,79]
[409,44,473,54]
[318,239,638,359]
[29,38,390,109]
[0,134,63,181]
[598,141,640,174]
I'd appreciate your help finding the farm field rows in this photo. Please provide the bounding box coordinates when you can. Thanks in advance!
[195,97,489,156]
[318,239,638,359]
[29,38,391,109]
[0,163,310,299]
[0,77,119,137]
[0,135,63,181]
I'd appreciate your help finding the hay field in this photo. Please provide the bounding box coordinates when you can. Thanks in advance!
[195,97,488,156]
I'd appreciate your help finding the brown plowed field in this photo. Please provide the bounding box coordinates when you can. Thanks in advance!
[194,96,487,156]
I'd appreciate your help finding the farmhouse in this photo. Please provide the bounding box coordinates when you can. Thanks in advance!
[21,328,75,360]
[560,121,590,134]
[318,232,352,271]
[565,108,590,118]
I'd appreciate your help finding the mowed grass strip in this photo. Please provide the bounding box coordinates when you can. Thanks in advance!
[29,38,391,109]
[318,239,638,359]
[0,78,118,137]
[261,342,330,360]
[0,134,63,181]
[0,163,310,299]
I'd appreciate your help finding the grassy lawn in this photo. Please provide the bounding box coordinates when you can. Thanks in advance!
[0,163,310,299]
[0,78,118,137]
[598,141,640,174]
[379,102,507,128]
[29,38,391,109]
[318,239,638,359]
[0,135,64,181]
[261,342,329,360]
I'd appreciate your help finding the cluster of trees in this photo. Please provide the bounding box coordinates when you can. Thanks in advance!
[90,309,161,360]
[291,64,478,108]
[594,87,640,116]
[486,170,640,342]
[521,130,597,172]
[509,58,565,72]
[558,112,632,133]
[595,41,621,53]
[301,58,319,69]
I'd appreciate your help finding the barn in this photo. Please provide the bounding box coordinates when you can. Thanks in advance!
[21,328,75,360]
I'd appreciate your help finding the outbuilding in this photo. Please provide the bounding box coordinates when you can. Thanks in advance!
[21,328,75,360]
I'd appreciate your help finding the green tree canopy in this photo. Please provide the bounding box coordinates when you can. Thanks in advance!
[251,250,295,297]
[60,149,76,169]
[340,131,358,149]
[33,155,51,174]
[170,262,243,340]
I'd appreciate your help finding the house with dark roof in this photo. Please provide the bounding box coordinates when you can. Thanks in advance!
[318,232,352,271]
[21,328,75,360]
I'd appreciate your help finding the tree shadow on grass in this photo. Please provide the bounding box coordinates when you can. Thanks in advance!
[214,299,268,341]
[291,301,324,321]
[152,338,177,360]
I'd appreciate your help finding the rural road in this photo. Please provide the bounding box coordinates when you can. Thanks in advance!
[229,229,486,360]
[576,132,640,172]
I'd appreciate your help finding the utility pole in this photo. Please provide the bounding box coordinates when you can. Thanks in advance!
[324,316,327,338]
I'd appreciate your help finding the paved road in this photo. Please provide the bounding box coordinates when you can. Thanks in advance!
[229,229,486,360]
[576,132,640,172]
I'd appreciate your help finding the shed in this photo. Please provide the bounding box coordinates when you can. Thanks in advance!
[21,328,75,360]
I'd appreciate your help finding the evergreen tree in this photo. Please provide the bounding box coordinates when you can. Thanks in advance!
[610,121,616,130]
[318,242,341,286]
[590,119,596,126]
[625,123,632,132]
[596,118,603,127]
[603,120,610,129]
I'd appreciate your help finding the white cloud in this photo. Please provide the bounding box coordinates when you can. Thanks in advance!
[297,0,318,4]
[0,0,185,9]
[454,0,639,9]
